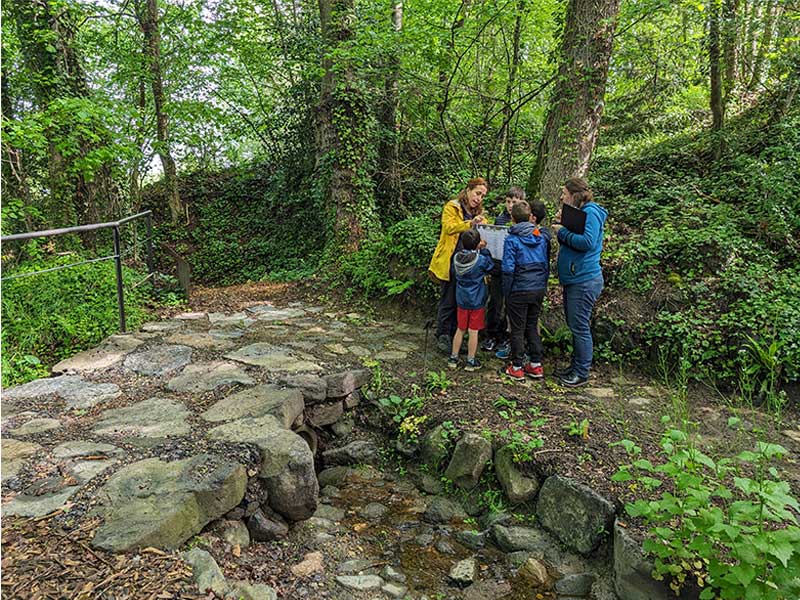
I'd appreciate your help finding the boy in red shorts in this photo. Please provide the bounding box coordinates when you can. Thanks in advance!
[448,229,495,371]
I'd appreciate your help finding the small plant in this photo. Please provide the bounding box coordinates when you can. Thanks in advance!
[398,414,429,443]
[425,369,455,394]
[564,418,590,439]
[612,423,800,599]
[493,397,546,462]
[363,358,386,396]
[739,334,787,415]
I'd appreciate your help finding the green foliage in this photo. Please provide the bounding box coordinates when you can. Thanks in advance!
[1,253,151,387]
[564,418,590,439]
[612,427,800,599]
[425,369,455,394]
[490,397,547,463]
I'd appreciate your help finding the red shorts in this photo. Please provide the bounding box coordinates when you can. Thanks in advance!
[457,307,485,331]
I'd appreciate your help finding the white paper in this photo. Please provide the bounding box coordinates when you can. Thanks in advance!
[476,224,508,261]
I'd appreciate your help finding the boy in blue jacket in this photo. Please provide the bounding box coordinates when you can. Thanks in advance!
[448,229,495,371]
[501,201,551,381]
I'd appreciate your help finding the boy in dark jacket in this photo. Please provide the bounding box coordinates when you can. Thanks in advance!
[501,201,551,380]
[484,186,526,354]
[449,229,495,371]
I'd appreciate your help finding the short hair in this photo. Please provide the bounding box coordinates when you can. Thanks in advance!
[564,177,593,206]
[510,201,531,224]
[507,185,526,201]
[460,228,481,251]
[530,200,546,224]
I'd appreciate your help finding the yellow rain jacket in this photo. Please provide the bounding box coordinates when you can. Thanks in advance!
[428,199,472,283]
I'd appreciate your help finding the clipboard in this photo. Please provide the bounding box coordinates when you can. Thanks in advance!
[475,224,508,260]
[561,203,586,234]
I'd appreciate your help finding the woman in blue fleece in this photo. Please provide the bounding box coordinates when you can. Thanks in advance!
[551,178,607,387]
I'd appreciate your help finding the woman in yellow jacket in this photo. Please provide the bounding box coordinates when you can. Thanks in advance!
[428,177,488,353]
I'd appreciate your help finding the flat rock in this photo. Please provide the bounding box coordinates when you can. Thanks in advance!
[166,361,254,393]
[93,397,190,438]
[307,401,344,427]
[585,387,615,399]
[141,320,184,333]
[52,334,144,374]
[491,525,552,554]
[348,345,371,358]
[52,440,122,459]
[279,374,327,402]
[208,312,255,328]
[359,502,388,520]
[9,417,62,436]
[382,582,408,598]
[291,551,325,577]
[2,375,120,410]
[209,328,245,340]
[317,466,353,487]
[247,509,289,541]
[555,572,596,596]
[202,384,303,428]
[782,430,800,444]
[423,495,467,523]
[216,519,251,548]
[92,454,246,551]
[227,581,278,600]
[520,557,550,586]
[123,345,192,376]
[224,343,321,373]
[536,475,616,555]
[207,416,318,521]
[335,575,383,591]
[494,445,540,504]
[444,432,493,489]
[166,331,235,350]
[174,312,207,320]
[374,350,407,360]
[315,503,346,521]
[249,307,306,321]
[182,548,227,596]
[1,439,42,481]
[322,441,379,466]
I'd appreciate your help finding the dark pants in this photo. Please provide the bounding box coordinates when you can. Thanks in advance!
[486,261,508,342]
[436,262,457,338]
[506,290,545,367]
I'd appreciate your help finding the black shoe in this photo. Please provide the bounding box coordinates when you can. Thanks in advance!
[481,338,497,352]
[464,357,482,372]
[559,373,589,387]
[437,335,452,355]
[553,365,572,378]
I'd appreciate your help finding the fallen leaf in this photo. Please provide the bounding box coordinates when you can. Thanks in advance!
[232,544,241,557]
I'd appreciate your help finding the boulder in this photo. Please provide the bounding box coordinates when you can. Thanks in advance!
[123,344,192,376]
[494,445,540,504]
[201,385,304,429]
[343,390,361,408]
[519,557,550,586]
[322,441,379,466]
[247,509,289,542]
[215,519,251,548]
[423,496,467,524]
[444,433,492,489]
[324,369,370,397]
[317,466,352,487]
[491,525,551,554]
[420,424,452,471]
[207,416,318,521]
[93,397,190,439]
[613,520,671,600]
[166,361,254,393]
[555,572,596,596]
[535,475,616,555]
[307,400,344,427]
[449,557,478,585]
[92,454,246,552]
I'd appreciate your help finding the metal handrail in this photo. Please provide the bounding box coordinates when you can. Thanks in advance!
[1,211,155,332]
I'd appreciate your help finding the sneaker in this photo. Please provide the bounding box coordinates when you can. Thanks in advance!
[553,364,572,378]
[502,364,525,381]
[559,372,589,387]
[524,363,544,379]
[447,355,459,369]
[437,334,452,355]
[464,358,482,372]
[495,341,511,359]
[481,338,497,352]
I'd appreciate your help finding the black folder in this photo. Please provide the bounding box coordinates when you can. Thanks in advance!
[561,203,586,235]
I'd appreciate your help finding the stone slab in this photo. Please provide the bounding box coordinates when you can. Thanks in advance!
[166,361,254,393]
[2,375,120,410]
[9,417,62,436]
[93,397,190,438]
[1,439,42,481]
[201,384,304,428]
[224,343,321,373]
[123,345,192,376]
[52,334,144,374]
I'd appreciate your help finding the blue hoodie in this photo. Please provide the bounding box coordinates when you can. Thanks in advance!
[556,202,607,285]
[502,222,551,297]
[453,248,495,310]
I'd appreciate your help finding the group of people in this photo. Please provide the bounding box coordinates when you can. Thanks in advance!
[427,176,607,387]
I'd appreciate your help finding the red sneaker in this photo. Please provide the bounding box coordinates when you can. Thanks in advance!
[502,364,525,381]
[524,363,544,379]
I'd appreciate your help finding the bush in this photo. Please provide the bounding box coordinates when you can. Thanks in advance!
[1,252,151,387]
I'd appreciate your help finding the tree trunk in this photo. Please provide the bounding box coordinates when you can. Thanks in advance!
[722,0,740,99]
[747,0,779,91]
[316,0,378,253]
[376,1,404,221]
[138,0,183,224]
[709,0,725,159]
[526,0,621,205]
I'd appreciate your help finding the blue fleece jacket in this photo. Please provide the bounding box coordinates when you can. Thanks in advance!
[501,222,551,297]
[453,248,495,310]
[556,202,607,285]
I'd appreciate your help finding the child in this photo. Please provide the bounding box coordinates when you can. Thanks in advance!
[484,186,526,354]
[501,200,551,380]
[449,229,495,371]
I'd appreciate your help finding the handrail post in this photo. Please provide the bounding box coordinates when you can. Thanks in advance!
[145,212,154,275]
[113,225,126,332]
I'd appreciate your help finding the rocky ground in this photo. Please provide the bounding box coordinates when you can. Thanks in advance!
[1,282,798,599]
